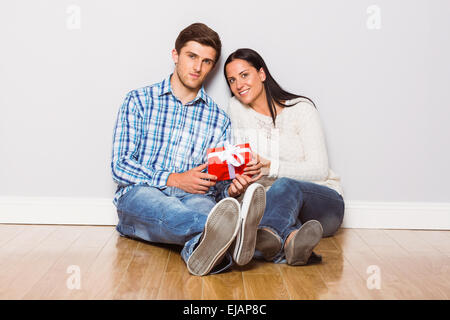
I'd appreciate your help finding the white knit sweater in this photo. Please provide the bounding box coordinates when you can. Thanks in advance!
[227,96,343,197]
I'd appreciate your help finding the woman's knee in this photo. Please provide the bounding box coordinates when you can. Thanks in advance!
[274,177,297,187]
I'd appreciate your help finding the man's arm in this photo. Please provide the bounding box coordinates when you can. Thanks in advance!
[111,93,171,187]
[167,163,217,194]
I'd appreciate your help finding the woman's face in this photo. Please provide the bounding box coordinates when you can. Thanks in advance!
[225,59,266,105]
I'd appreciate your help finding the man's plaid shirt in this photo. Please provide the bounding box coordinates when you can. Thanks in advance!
[111,74,231,206]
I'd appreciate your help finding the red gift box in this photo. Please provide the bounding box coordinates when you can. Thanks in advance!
[207,142,252,181]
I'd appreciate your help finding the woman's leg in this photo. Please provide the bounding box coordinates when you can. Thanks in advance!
[294,181,345,237]
[257,177,345,262]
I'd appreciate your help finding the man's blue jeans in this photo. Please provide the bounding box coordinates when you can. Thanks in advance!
[256,177,345,263]
[115,185,233,273]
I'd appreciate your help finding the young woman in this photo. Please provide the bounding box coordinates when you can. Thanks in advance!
[224,48,344,265]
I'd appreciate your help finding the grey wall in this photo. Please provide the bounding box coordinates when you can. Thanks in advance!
[1,0,449,202]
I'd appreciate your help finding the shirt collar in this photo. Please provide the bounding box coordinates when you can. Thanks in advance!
[159,74,208,106]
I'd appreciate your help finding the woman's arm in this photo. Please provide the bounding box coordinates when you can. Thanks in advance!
[268,102,329,181]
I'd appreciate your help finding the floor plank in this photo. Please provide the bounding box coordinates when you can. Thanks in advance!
[0,226,84,299]
[243,273,290,300]
[156,251,203,300]
[236,257,290,299]
[202,271,245,300]
[336,229,416,299]
[414,230,450,255]
[304,229,372,300]
[356,229,449,299]
[22,226,115,299]
[278,263,328,300]
[0,225,55,271]
[113,241,171,299]
[384,230,450,278]
[0,224,26,249]
[1,225,449,300]
[69,232,140,299]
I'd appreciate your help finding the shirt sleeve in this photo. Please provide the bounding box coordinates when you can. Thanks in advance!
[111,92,171,187]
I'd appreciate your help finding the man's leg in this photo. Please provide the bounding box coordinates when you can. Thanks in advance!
[116,185,241,275]
[116,185,208,262]
[186,197,241,276]
[167,187,234,274]
[176,188,241,274]
[179,184,266,267]
[177,189,217,215]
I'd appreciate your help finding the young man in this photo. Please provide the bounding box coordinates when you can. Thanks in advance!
[111,23,265,276]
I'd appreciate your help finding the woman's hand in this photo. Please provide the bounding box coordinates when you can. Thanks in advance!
[227,174,253,198]
[244,153,271,180]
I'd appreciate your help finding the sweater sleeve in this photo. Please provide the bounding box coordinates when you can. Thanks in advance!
[271,102,329,181]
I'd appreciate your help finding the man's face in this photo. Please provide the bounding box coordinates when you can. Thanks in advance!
[172,41,217,90]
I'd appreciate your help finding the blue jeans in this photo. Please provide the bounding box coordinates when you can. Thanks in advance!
[115,185,233,274]
[256,177,345,263]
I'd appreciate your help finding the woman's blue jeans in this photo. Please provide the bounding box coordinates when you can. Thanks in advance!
[256,177,345,263]
[115,185,233,274]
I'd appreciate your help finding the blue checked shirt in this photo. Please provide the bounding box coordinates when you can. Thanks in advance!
[111,75,232,206]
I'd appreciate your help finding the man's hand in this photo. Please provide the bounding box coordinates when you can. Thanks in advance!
[227,174,253,198]
[167,163,217,194]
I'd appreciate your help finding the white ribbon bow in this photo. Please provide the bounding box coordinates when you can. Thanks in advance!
[208,141,251,167]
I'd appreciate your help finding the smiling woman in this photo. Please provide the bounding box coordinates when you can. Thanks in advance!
[224,48,345,267]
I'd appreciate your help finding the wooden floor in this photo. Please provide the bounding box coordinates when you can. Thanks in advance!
[0,224,449,300]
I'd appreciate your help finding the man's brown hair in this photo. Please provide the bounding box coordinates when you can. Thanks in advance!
[175,23,222,63]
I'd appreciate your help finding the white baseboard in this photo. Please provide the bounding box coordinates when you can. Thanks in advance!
[0,197,118,226]
[0,196,449,230]
[341,201,450,230]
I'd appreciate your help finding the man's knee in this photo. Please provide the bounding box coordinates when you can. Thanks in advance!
[182,194,216,216]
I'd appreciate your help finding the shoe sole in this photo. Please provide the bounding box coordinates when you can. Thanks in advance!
[255,228,282,261]
[233,183,266,266]
[187,198,240,276]
[285,220,323,266]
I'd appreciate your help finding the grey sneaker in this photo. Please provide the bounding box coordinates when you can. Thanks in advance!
[187,198,240,276]
[232,183,266,266]
[255,228,282,261]
[285,220,323,266]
